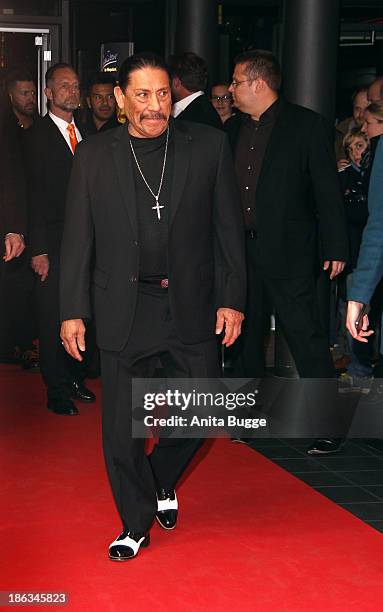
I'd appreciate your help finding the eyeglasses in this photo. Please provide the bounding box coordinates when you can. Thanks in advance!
[211,94,232,103]
[230,79,253,88]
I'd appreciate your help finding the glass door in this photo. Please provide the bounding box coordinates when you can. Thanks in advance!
[0,27,52,115]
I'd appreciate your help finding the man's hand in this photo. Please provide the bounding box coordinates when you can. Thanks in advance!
[216,308,244,347]
[3,234,25,262]
[60,319,86,361]
[346,301,374,343]
[31,254,49,281]
[323,260,345,280]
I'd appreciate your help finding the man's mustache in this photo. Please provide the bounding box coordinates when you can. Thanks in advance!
[140,112,167,120]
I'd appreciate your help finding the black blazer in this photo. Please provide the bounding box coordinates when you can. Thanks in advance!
[175,94,222,130]
[226,100,349,278]
[24,114,79,259]
[60,121,246,350]
[0,94,26,241]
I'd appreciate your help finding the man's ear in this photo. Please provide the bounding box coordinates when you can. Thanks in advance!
[114,85,125,110]
[253,78,266,94]
[172,76,181,90]
[86,96,91,109]
[44,86,52,101]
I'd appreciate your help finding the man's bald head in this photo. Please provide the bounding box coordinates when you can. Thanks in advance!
[368,77,383,104]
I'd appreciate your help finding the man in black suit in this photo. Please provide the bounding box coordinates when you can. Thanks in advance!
[78,72,119,137]
[227,50,348,453]
[0,92,27,362]
[26,63,95,416]
[168,51,222,129]
[60,52,245,560]
[3,68,39,371]
[6,67,38,130]
[0,92,26,264]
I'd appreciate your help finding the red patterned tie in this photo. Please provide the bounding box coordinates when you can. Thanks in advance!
[66,123,78,154]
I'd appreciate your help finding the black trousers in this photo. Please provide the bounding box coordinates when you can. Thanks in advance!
[100,284,220,533]
[234,236,334,378]
[0,252,36,357]
[35,262,87,401]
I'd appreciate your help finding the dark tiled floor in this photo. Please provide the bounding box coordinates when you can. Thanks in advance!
[244,437,383,533]
[294,471,351,487]
[273,458,329,472]
[365,521,383,533]
[315,486,378,504]
[341,503,383,520]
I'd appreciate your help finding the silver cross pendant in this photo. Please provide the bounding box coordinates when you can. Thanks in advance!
[152,197,164,220]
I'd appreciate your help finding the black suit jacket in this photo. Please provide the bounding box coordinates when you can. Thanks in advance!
[24,114,79,259]
[175,94,222,130]
[0,95,26,242]
[60,121,246,350]
[226,100,348,278]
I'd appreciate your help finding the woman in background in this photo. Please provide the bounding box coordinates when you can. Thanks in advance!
[210,82,234,124]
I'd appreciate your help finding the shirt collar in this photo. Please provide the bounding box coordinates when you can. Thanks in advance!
[172,91,204,118]
[259,97,280,124]
[242,96,280,126]
[49,110,76,130]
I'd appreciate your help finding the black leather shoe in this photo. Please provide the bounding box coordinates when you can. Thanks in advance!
[109,529,150,561]
[156,489,178,530]
[21,347,40,372]
[306,438,344,455]
[48,398,79,416]
[70,381,96,403]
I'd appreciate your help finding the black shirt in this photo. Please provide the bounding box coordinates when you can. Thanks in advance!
[129,126,173,280]
[235,98,280,230]
[81,111,119,138]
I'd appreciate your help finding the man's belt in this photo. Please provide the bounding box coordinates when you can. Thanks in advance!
[140,277,169,289]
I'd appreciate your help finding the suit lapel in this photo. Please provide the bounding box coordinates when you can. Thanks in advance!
[111,125,138,238]
[169,122,191,227]
[258,100,290,182]
[45,114,74,161]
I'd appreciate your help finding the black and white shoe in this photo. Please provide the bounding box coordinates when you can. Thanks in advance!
[108,529,150,561]
[306,438,344,455]
[156,489,178,530]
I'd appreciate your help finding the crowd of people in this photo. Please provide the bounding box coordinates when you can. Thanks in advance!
[2,52,383,416]
[1,48,383,560]
[334,82,383,400]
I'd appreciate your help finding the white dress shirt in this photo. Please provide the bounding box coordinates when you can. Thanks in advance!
[172,91,204,118]
[49,111,82,153]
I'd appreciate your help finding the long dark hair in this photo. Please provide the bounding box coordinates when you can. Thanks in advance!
[118,52,170,91]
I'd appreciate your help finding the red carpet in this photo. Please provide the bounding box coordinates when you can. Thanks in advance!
[2,364,383,611]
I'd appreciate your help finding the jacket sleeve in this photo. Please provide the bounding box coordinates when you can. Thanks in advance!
[213,133,246,312]
[307,113,349,263]
[1,122,27,238]
[349,137,383,304]
[60,142,94,321]
[24,129,49,256]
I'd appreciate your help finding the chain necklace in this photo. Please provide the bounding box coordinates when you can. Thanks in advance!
[129,127,169,221]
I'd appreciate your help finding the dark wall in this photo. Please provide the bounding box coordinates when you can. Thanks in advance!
[72,0,165,82]
[218,3,281,81]
[337,39,383,119]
